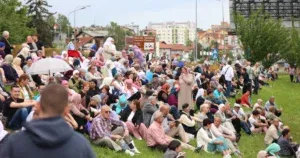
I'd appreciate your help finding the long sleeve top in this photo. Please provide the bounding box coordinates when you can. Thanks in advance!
[264,124,279,145]
[221,65,234,81]
[90,115,127,140]
[146,121,172,147]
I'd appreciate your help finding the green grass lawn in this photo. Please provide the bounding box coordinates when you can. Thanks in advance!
[91,75,300,157]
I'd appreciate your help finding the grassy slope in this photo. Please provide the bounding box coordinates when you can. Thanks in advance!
[92,75,300,158]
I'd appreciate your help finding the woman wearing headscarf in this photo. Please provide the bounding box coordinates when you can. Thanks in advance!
[112,94,129,115]
[68,70,85,93]
[103,37,116,61]
[12,57,24,77]
[132,45,145,65]
[257,143,281,158]
[178,67,194,113]
[124,79,138,99]
[158,83,170,103]
[1,55,18,83]
[215,104,236,134]
[69,93,91,133]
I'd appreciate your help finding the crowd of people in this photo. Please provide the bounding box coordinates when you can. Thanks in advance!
[0,30,299,158]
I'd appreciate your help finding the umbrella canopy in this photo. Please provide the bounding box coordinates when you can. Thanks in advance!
[26,58,73,75]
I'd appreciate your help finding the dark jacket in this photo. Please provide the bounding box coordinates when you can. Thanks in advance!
[0,117,96,158]
[142,102,158,127]
[0,37,12,55]
[1,64,18,82]
[120,106,143,126]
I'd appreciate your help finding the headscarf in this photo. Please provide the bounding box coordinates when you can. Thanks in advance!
[3,54,13,65]
[132,45,145,64]
[115,94,128,114]
[104,37,116,51]
[161,83,170,94]
[265,143,280,158]
[12,57,22,67]
[195,88,204,100]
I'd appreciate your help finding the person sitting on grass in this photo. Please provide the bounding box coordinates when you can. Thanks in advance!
[211,116,242,157]
[253,99,264,111]
[119,100,148,140]
[265,96,282,117]
[248,110,268,134]
[3,85,35,130]
[147,111,197,152]
[213,85,227,105]
[257,143,281,158]
[266,106,282,124]
[278,128,299,157]
[0,83,96,158]
[215,104,236,134]
[196,118,231,158]
[264,119,280,146]
[164,140,186,158]
[90,105,140,156]
[240,90,251,108]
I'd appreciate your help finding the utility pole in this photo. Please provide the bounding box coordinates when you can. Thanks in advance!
[195,0,198,61]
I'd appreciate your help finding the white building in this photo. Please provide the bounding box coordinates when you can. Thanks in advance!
[123,24,140,34]
[147,21,196,45]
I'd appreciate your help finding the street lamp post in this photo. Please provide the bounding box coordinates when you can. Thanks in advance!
[67,5,91,49]
[195,0,198,61]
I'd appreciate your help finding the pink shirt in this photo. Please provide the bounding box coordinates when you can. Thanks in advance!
[146,121,172,146]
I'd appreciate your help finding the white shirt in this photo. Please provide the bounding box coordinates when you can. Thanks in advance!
[248,115,257,131]
[221,65,234,81]
[127,111,135,122]
[22,87,30,100]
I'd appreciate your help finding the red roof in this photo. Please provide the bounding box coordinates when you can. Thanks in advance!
[160,42,193,52]
[76,37,94,48]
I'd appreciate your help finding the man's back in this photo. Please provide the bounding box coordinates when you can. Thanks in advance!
[0,117,95,158]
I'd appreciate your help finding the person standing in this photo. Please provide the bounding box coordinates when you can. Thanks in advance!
[103,37,116,61]
[221,61,234,98]
[253,62,260,94]
[289,66,295,82]
[178,67,194,114]
[0,31,13,56]
[26,36,38,53]
[0,84,96,158]
[32,35,45,57]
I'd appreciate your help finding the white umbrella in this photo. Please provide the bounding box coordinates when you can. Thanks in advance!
[26,58,72,75]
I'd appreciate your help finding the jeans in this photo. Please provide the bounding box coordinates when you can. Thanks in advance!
[225,80,232,97]
[253,77,259,94]
[207,137,229,152]
[170,106,180,119]
[241,121,251,135]
[8,107,31,130]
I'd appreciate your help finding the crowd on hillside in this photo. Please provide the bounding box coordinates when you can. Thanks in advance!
[0,30,299,158]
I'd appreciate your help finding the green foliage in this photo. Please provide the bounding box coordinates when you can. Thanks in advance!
[56,14,71,36]
[282,21,300,67]
[0,0,36,44]
[107,22,134,50]
[26,0,56,47]
[234,9,290,68]
[186,39,192,47]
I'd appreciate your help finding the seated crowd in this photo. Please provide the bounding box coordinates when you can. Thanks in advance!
[0,33,298,158]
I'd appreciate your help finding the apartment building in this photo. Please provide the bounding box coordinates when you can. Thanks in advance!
[147,21,196,45]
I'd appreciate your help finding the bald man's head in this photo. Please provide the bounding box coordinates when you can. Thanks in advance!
[160,105,169,116]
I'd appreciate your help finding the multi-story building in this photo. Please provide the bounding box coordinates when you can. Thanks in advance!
[229,0,300,28]
[147,21,196,45]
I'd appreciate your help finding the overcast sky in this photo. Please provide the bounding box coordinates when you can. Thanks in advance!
[46,0,230,30]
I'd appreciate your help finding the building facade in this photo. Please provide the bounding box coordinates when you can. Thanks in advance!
[147,21,196,45]
[230,0,300,28]
[123,24,140,34]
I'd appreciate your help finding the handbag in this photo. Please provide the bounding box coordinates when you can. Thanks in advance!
[219,66,230,84]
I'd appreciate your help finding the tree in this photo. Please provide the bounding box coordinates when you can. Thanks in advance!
[0,0,35,44]
[56,14,71,36]
[234,9,290,68]
[282,21,300,67]
[26,0,56,47]
[186,39,192,47]
[107,22,133,50]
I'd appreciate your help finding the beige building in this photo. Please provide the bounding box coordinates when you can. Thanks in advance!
[147,21,196,45]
